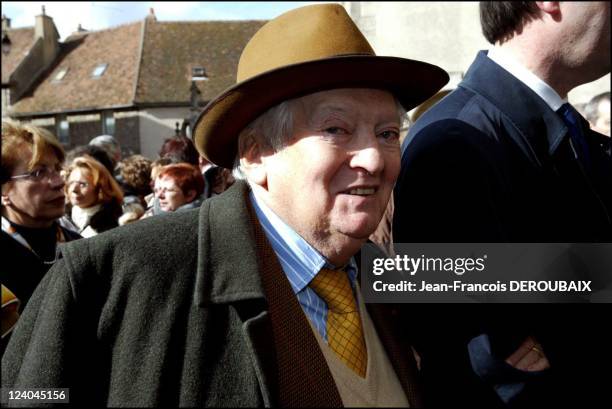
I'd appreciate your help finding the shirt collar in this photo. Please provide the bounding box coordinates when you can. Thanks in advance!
[249,191,357,294]
[487,46,567,112]
[201,163,215,174]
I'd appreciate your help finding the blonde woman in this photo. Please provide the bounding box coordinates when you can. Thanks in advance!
[1,121,82,354]
[65,155,123,237]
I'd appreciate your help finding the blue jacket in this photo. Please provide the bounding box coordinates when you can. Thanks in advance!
[396,51,611,242]
[393,51,612,408]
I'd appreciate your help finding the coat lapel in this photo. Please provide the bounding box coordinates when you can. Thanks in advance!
[241,309,278,407]
[249,198,343,408]
[195,181,266,306]
[196,182,421,406]
[195,181,342,407]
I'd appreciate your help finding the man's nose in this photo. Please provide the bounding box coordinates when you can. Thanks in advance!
[350,141,385,176]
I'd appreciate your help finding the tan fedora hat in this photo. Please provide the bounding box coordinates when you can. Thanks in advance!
[193,3,449,168]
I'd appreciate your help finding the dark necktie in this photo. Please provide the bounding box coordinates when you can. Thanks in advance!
[557,103,592,174]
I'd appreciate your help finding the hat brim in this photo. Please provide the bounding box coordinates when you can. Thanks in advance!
[193,55,449,168]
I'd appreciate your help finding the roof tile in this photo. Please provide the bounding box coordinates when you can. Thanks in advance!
[1,27,36,85]
[135,20,265,104]
[11,22,142,114]
[8,18,266,115]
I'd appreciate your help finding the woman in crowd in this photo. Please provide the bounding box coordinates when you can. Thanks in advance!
[1,122,81,355]
[152,163,204,213]
[64,156,123,237]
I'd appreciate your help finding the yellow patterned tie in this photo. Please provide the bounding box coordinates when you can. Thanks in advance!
[309,268,367,377]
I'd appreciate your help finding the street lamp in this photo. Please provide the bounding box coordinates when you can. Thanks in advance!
[188,80,203,137]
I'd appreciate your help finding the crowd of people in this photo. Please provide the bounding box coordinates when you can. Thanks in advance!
[1,2,611,408]
[2,127,235,240]
[0,125,235,354]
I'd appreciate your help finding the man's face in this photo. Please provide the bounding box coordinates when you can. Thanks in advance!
[1,148,66,228]
[257,88,401,264]
[560,2,611,81]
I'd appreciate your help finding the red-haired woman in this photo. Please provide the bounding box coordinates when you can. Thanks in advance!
[65,155,124,237]
[153,163,204,213]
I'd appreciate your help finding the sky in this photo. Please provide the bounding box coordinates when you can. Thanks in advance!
[2,2,321,40]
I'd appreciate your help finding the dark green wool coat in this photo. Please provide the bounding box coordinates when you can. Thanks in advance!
[2,181,422,407]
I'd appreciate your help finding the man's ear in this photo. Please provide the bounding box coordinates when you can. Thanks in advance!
[535,2,561,19]
[239,135,268,188]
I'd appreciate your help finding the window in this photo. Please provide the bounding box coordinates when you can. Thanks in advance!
[102,111,115,135]
[53,68,68,82]
[92,63,108,78]
[57,115,69,144]
[191,66,208,81]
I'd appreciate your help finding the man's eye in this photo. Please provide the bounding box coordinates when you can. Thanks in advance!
[379,130,399,140]
[324,127,346,135]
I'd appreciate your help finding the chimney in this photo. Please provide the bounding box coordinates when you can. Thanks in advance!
[7,6,60,104]
[146,8,157,21]
[35,6,59,39]
[2,14,10,30]
[34,5,60,68]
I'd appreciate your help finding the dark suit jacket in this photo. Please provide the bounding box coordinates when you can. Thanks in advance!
[393,51,612,407]
[3,181,422,407]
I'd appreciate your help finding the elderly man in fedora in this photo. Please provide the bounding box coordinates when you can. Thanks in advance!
[2,4,447,407]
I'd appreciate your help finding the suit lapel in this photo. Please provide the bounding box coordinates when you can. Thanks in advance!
[249,202,343,408]
[461,51,567,166]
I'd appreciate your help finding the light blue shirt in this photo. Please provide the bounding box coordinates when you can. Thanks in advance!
[250,191,358,341]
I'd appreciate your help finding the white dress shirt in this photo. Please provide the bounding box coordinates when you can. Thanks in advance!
[487,46,567,111]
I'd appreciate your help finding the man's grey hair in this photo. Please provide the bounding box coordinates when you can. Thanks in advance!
[232,100,295,180]
[232,93,407,180]
[89,134,121,161]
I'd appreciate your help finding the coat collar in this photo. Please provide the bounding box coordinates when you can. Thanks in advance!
[194,180,344,406]
[461,51,569,161]
[194,180,266,305]
[193,180,421,406]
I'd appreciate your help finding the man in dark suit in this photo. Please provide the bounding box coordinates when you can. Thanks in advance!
[2,4,448,406]
[394,2,611,407]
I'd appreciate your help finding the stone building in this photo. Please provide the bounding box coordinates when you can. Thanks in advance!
[1,8,264,158]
